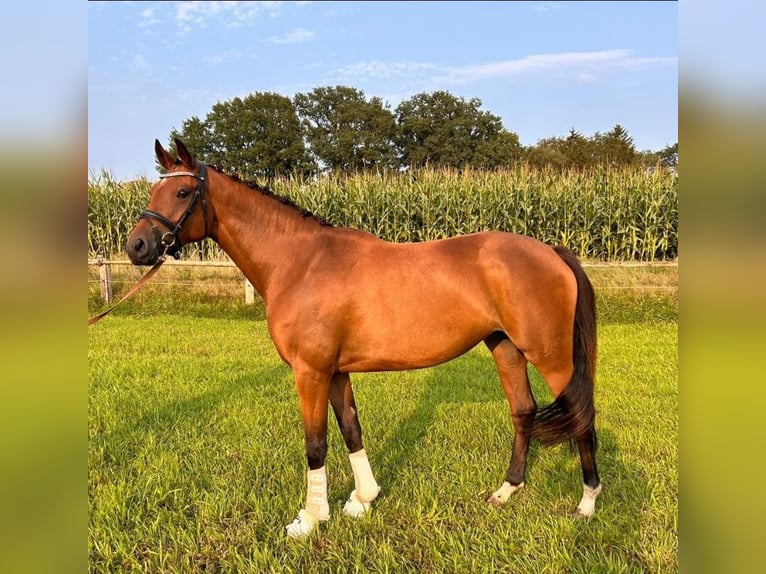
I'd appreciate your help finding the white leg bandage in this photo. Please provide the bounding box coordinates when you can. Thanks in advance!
[305,466,330,521]
[285,466,330,538]
[576,482,602,517]
[343,449,380,518]
[349,449,380,501]
[487,481,524,506]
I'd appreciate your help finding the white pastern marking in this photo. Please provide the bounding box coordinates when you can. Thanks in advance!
[576,483,602,517]
[489,481,524,505]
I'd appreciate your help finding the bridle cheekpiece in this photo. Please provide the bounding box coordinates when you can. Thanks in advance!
[139,162,208,260]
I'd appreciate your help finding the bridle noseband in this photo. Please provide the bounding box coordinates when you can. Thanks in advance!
[139,162,208,259]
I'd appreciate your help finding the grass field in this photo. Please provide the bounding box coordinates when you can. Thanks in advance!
[88,283,677,573]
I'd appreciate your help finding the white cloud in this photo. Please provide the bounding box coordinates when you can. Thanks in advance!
[129,54,150,72]
[332,50,676,86]
[531,2,563,12]
[138,7,160,28]
[175,1,289,34]
[175,87,226,104]
[333,60,444,80]
[202,50,256,64]
[265,27,316,45]
[438,50,634,83]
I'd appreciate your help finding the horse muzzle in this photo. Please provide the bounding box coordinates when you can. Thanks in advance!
[126,226,161,266]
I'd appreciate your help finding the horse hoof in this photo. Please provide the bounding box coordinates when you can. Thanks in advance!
[486,494,505,508]
[285,509,319,538]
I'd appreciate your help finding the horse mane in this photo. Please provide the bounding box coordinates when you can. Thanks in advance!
[209,164,333,227]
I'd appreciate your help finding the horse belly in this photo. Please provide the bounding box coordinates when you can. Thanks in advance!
[337,282,497,372]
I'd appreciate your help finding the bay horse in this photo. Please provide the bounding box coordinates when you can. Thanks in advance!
[126,139,602,537]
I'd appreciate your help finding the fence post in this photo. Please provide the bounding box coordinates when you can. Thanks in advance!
[98,255,113,304]
[244,278,255,305]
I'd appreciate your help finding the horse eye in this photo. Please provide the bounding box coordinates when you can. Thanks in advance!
[177,188,190,199]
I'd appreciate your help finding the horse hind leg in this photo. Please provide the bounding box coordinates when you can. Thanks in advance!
[484,333,537,506]
[328,372,380,517]
[575,426,601,516]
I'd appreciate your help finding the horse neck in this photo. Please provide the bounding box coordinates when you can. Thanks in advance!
[207,171,326,300]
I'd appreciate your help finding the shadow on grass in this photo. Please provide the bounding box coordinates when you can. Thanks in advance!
[372,349,508,493]
[368,351,651,570]
[557,428,654,572]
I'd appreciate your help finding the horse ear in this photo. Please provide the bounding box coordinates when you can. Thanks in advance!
[174,138,196,169]
[155,139,175,170]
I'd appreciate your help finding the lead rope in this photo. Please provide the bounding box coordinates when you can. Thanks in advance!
[87,257,165,326]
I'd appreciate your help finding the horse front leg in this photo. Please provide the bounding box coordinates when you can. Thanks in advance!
[329,372,380,517]
[285,367,332,538]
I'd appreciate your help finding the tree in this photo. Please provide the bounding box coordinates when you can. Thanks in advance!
[524,137,569,169]
[658,142,678,169]
[163,117,216,173]
[475,130,524,168]
[593,124,637,166]
[395,91,519,169]
[563,128,595,168]
[169,92,315,179]
[293,86,399,172]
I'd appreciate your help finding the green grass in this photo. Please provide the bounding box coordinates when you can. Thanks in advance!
[89,300,677,572]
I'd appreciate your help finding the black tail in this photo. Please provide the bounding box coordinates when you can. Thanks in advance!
[531,246,597,445]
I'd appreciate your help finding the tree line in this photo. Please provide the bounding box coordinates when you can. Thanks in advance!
[168,86,677,179]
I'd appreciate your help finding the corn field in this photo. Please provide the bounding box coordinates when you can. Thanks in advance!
[88,165,677,261]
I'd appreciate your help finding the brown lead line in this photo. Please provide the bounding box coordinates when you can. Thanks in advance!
[87,258,165,326]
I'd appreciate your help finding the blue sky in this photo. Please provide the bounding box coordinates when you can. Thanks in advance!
[88,1,677,180]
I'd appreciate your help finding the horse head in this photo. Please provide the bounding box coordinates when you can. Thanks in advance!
[126,139,210,265]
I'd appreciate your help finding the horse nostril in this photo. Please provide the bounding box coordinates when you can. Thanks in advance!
[133,238,145,254]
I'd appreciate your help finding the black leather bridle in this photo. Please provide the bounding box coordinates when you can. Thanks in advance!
[139,162,208,259]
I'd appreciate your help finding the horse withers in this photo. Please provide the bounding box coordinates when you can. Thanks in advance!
[126,139,602,537]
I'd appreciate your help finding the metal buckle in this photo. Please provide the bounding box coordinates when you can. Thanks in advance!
[160,231,176,248]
